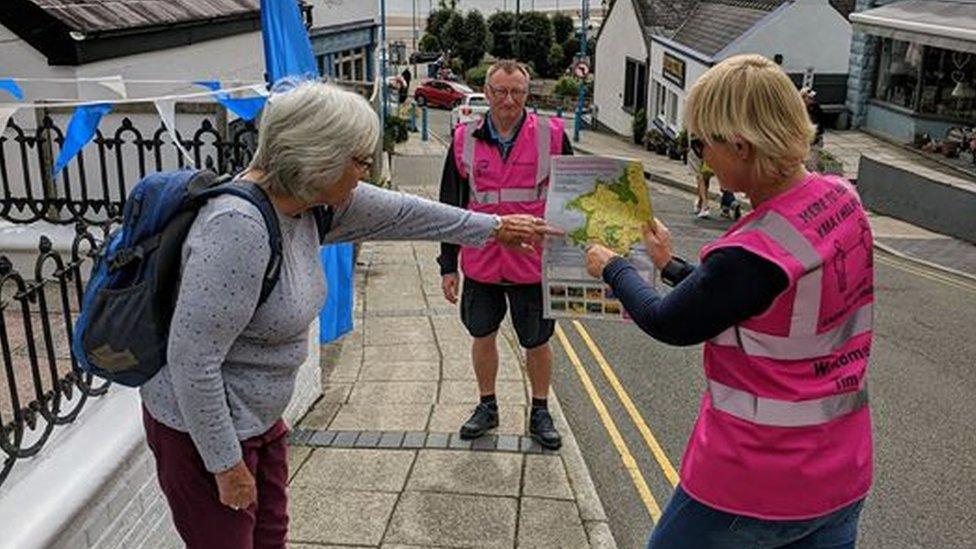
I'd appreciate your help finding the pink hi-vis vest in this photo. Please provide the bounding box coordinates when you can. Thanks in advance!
[681,174,874,520]
[453,113,564,284]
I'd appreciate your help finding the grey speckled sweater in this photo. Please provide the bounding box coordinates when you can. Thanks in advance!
[140,183,495,472]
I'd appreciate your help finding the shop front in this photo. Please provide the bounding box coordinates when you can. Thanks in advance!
[850,1,976,144]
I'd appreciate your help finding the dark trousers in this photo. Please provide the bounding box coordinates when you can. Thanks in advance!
[648,485,865,549]
[143,407,290,549]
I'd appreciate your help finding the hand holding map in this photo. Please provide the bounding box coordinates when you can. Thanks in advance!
[542,156,656,321]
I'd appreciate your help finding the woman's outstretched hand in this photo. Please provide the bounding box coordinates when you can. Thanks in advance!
[495,214,564,252]
[643,218,674,270]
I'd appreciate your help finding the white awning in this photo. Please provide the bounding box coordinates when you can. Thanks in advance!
[850,0,976,54]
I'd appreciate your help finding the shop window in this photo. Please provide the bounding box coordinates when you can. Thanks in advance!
[624,58,647,112]
[874,38,976,121]
[874,38,921,109]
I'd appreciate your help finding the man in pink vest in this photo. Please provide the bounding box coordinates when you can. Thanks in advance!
[586,55,873,547]
[438,60,572,449]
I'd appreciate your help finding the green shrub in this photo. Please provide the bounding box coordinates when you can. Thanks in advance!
[465,63,491,88]
[554,76,581,98]
[384,115,410,152]
[419,33,440,53]
[632,108,647,145]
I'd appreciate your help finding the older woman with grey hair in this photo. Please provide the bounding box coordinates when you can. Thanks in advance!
[139,80,558,548]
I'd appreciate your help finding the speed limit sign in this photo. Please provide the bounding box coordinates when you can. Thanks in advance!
[573,62,590,78]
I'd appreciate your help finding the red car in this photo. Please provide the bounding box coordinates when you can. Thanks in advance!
[414,79,474,109]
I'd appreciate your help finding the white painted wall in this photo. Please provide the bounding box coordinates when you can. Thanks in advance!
[720,0,852,74]
[593,0,648,136]
[648,42,710,133]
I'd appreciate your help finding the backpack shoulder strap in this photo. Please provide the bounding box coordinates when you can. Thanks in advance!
[311,205,334,245]
[196,182,283,306]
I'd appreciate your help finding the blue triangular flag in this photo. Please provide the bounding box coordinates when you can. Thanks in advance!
[0,79,24,100]
[194,80,266,121]
[261,0,318,84]
[53,103,113,177]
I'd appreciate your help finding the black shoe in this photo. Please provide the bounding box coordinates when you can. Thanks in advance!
[530,408,562,450]
[459,403,499,439]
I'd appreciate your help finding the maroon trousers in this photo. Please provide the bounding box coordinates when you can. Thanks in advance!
[143,407,290,549]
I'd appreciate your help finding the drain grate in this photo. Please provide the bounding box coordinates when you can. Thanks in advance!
[289,428,557,455]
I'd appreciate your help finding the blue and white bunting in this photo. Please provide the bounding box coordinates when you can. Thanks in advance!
[53,103,113,177]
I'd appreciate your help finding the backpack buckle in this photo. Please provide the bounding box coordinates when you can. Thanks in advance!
[108,246,144,271]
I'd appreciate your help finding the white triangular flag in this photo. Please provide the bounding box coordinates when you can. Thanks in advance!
[153,99,195,166]
[95,75,127,99]
[251,84,270,97]
[0,106,18,136]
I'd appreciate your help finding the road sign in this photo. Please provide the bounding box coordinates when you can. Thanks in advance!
[573,61,590,78]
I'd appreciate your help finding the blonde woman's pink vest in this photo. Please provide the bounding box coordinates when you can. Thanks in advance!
[681,174,874,520]
[452,114,564,284]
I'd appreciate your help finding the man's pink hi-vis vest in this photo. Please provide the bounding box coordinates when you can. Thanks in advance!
[453,113,564,284]
[681,173,874,520]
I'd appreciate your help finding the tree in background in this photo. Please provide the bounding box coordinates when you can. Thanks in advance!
[548,43,565,77]
[426,8,453,40]
[551,12,574,45]
[419,33,440,53]
[487,11,516,60]
[518,12,555,77]
[441,11,466,60]
[458,11,491,71]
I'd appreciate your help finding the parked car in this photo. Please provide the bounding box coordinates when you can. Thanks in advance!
[410,51,442,64]
[450,93,490,130]
[414,79,473,109]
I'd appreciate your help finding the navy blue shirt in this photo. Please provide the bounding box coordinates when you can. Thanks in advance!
[602,249,789,346]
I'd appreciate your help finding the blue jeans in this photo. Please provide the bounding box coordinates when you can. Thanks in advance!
[648,486,865,549]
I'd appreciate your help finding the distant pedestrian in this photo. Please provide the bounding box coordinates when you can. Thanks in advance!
[801,86,825,171]
[401,67,412,89]
[140,79,561,549]
[586,54,873,548]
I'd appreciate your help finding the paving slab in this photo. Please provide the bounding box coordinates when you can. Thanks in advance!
[296,401,341,430]
[359,360,440,381]
[328,404,431,431]
[365,317,434,345]
[329,346,363,382]
[523,454,574,500]
[385,492,517,549]
[348,381,439,404]
[320,382,352,403]
[288,489,398,546]
[517,497,588,549]
[286,446,313,484]
[405,450,522,497]
[365,342,440,363]
[290,448,415,493]
[441,354,523,381]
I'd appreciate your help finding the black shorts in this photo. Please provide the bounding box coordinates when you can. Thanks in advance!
[460,278,555,349]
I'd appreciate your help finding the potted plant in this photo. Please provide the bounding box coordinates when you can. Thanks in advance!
[643,128,665,153]
[632,108,647,146]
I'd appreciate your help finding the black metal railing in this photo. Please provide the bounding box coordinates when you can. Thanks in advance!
[0,223,113,488]
[1,115,258,225]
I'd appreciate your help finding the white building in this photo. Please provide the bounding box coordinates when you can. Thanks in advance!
[594,0,854,139]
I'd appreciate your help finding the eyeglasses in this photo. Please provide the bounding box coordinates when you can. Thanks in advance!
[352,156,373,171]
[487,85,528,100]
[689,135,727,158]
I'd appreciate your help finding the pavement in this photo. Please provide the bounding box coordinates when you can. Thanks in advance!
[571,129,976,279]
[284,133,616,548]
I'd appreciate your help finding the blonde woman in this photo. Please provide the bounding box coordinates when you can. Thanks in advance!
[140,80,559,548]
[586,55,873,547]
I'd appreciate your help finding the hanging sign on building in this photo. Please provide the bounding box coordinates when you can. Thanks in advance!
[662,52,686,89]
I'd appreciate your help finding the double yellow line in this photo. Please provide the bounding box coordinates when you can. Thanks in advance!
[875,253,976,295]
[554,320,679,523]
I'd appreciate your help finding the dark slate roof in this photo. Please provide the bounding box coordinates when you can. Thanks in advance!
[28,0,259,33]
[671,0,786,56]
[639,0,699,37]
[0,0,263,65]
[830,0,857,19]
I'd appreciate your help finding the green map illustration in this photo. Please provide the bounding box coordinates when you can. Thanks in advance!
[565,162,652,255]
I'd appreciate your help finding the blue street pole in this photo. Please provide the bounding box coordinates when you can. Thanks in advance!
[574,0,589,143]
[381,0,389,121]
